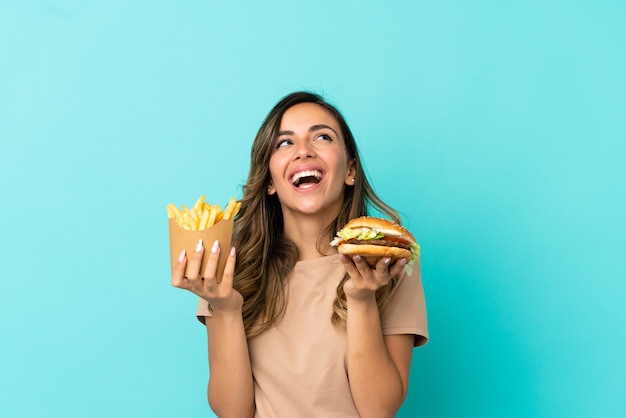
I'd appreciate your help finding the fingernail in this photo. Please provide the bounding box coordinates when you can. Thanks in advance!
[195,239,203,252]
[230,247,236,256]
[211,240,219,254]
[399,258,407,266]
[354,255,362,262]
[384,257,391,265]
[178,249,186,263]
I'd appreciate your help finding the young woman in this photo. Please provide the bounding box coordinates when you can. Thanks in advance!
[172,92,428,417]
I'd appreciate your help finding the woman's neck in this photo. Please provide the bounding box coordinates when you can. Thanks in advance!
[282,213,338,260]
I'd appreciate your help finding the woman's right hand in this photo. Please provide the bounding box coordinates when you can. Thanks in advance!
[171,239,243,313]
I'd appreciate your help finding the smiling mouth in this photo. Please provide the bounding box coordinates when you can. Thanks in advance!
[291,170,323,188]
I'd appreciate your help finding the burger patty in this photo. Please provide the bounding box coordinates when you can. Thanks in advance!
[346,239,411,250]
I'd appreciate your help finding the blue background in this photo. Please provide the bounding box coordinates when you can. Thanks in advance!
[1,1,625,417]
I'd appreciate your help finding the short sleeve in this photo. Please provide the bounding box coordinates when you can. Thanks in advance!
[380,260,429,346]
[196,298,212,324]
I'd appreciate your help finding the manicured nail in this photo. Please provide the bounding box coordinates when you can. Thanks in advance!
[178,249,186,263]
[354,255,362,262]
[230,247,236,256]
[384,257,391,265]
[399,258,407,266]
[211,240,219,254]
[195,239,203,252]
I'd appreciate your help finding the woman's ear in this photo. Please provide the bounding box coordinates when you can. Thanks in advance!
[344,160,356,186]
[267,183,276,195]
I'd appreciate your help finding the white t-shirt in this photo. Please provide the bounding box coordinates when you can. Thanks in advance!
[197,254,428,417]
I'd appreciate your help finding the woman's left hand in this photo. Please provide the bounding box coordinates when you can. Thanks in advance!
[340,255,407,301]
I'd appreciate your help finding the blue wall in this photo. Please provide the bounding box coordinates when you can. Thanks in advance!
[1,1,624,417]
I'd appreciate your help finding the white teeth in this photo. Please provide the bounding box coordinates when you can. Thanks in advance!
[291,170,322,184]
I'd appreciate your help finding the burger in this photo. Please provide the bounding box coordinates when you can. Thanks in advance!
[330,216,420,267]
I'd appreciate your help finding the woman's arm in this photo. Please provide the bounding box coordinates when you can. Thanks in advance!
[206,312,255,417]
[342,255,414,418]
[172,240,254,417]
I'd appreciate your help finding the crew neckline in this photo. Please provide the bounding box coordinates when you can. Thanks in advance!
[294,253,341,269]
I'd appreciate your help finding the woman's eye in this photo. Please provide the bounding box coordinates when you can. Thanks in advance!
[317,134,333,142]
[276,138,292,148]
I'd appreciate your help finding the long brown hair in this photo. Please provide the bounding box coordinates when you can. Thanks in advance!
[233,91,401,337]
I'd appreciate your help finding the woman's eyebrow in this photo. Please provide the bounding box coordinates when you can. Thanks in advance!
[277,125,339,137]
[309,124,338,136]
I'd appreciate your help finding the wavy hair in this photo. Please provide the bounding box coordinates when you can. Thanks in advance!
[232,91,402,337]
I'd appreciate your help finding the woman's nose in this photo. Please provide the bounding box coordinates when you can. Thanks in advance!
[294,140,315,159]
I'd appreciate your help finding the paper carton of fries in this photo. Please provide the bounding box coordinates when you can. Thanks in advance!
[167,195,241,283]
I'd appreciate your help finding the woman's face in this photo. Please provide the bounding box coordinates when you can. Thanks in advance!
[268,102,355,222]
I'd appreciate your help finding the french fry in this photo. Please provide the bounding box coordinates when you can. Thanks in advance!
[166,204,177,219]
[167,203,183,219]
[193,195,205,211]
[189,209,199,229]
[180,220,192,231]
[182,212,194,230]
[207,204,219,228]
[199,207,210,230]
[223,197,237,220]
[166,195,241,231]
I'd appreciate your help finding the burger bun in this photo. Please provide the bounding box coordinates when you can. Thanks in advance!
[342,217,416,244]
[337,243,413,267]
